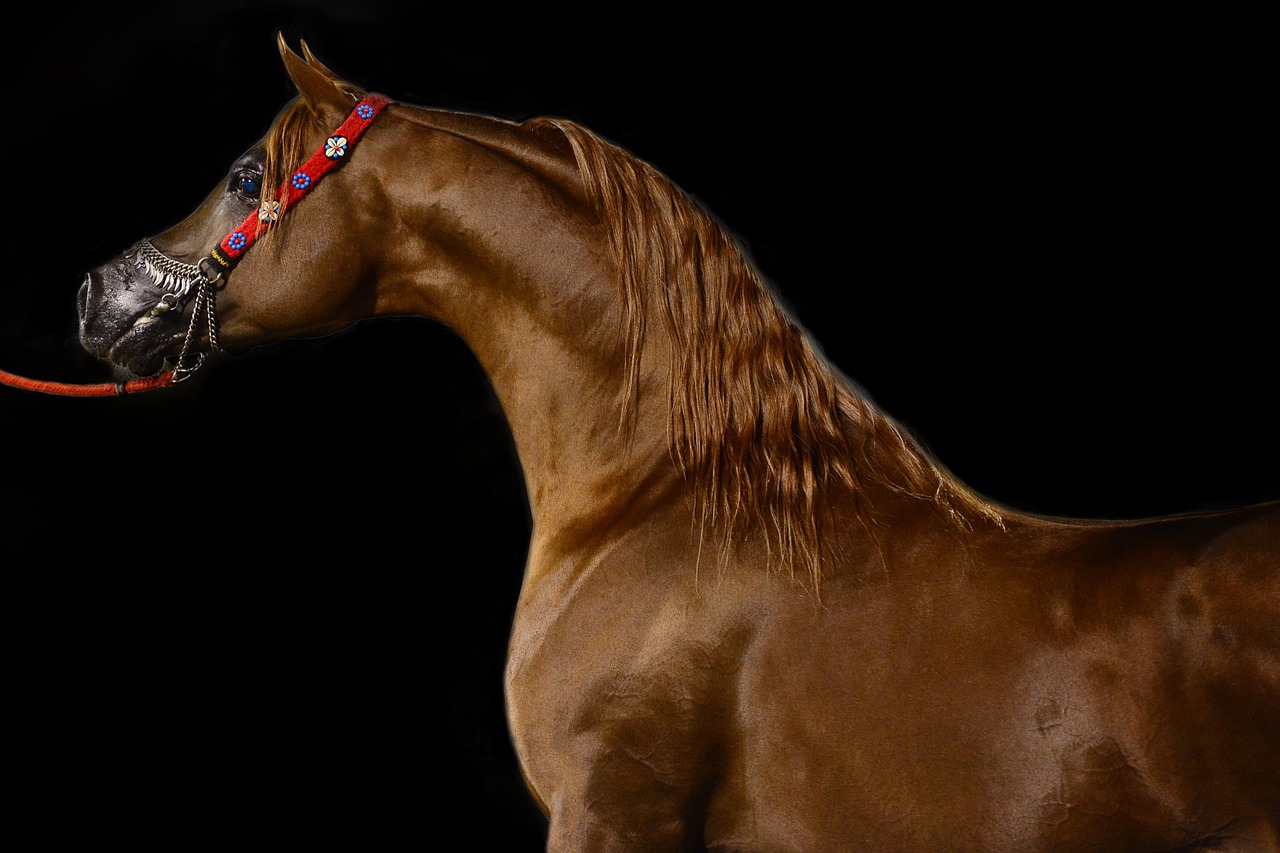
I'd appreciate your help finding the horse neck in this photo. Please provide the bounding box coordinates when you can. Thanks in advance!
[372,107,682,553]
[368,106,996,585]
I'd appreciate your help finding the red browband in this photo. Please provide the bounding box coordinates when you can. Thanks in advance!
[208,93,392,275]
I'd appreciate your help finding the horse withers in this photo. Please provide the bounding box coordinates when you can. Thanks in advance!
[77,36,1280,851]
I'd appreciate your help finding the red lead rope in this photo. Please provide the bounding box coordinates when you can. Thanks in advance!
[1,93,391,397]
[0,368,176,396]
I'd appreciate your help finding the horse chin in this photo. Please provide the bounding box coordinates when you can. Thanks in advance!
[100,317,187,378]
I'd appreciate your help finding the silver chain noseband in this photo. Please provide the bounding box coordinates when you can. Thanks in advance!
[125,238,222,381]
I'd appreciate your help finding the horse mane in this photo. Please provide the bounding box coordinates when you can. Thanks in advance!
[258,73,998,589]
[531,117,1002,589]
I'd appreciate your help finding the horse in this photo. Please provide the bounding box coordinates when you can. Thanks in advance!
[75,36,1280,851]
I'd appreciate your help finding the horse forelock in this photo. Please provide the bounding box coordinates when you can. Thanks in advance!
[532,118,1001,590]
[261,98,316,215]
[258,80,366,237]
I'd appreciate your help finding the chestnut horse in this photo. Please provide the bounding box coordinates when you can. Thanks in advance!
[77,38,1279,851]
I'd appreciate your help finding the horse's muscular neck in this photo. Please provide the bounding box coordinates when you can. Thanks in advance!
[372,107,684,563]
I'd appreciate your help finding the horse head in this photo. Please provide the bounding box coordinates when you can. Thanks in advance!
[77,36,396,379]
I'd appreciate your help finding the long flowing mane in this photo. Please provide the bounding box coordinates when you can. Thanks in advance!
[532,117,1002,589]
[254,76,999,589]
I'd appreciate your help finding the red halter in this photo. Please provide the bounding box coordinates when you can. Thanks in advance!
[209,94,392,277]
[2,94,391,397]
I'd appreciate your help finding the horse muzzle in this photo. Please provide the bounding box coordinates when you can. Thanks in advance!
[77,261,189,378]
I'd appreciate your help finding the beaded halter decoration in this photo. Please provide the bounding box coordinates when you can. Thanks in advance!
[131,93,392,379]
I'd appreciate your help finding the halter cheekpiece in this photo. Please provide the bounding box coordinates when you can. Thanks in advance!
[131,93,392,382]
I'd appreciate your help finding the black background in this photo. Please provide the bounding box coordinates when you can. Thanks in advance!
[2,4,1273,848]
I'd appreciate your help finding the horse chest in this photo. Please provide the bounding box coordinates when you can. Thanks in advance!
[503,545,760,840]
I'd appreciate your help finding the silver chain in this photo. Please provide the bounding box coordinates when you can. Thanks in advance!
[130,238,202,301]
[169,274,222,382]
[125,239,223,382]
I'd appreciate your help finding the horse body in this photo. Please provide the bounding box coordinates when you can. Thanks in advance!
[509,480,1280,850]
[75,39,1279,851]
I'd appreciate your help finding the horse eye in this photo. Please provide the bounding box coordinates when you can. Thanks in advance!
[237,174,260,197]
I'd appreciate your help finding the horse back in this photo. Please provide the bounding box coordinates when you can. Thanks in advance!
[709,500,1280,850]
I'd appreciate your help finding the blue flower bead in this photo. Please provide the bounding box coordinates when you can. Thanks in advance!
[229,232,247,250]
[292,172,312,190]
[357,104,374,119]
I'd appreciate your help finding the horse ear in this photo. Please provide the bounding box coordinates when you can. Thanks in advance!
[276,32,352,121]
[299,39,342,80]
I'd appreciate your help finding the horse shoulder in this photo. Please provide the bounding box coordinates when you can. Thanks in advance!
[505,495,910,850]
[504,517,747,850]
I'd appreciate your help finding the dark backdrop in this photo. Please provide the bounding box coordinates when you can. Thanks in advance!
[3,5,1271,847]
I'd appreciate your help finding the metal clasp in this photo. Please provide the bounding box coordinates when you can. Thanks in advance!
[151,291,183,316]
[197,256,225,286]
